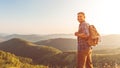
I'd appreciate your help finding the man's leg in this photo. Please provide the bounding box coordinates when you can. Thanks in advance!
[77,49,91,68]
[86,50,93,68]
[77,52,87,68]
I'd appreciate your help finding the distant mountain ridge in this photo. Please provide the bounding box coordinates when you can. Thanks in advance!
[35,34,120,51]
[0,34,120,50]
[0,34,75,42]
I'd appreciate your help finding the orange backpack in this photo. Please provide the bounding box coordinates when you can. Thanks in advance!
[87,25,100,46]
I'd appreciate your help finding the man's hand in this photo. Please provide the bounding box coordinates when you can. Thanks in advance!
[75,32,79,36]
[75,32,88,38]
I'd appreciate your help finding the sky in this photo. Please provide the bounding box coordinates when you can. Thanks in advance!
[0,0,120,35]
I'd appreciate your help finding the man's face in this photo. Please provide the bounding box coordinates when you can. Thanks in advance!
[77,14,85,23]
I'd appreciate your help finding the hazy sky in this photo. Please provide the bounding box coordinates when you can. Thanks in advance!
[0,0,120,35]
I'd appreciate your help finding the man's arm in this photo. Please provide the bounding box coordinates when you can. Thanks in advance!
[75,23,89,38]
[75,32,88,38]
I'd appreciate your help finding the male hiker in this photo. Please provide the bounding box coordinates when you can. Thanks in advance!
[75,12,93,68]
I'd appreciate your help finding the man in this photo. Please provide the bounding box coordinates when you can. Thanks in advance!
[75,12,93,68]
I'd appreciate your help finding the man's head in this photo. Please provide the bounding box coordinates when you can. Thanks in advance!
[77,12,85,23]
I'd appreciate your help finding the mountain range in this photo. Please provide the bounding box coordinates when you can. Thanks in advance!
[0,38,62,64]
[0,34,75,42]
[35,34,120,51]
[0,34,120,67]
[0,38,76,67]
[0,34,120,51]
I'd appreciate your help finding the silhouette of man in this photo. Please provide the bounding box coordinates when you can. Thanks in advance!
[75,12,93,68]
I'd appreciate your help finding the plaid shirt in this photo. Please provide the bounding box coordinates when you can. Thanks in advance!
[77,22,91,51]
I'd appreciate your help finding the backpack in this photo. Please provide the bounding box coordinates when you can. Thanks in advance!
[87,25,100,46]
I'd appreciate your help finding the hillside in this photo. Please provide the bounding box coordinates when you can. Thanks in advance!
[0,50,47,68]
[0,38,62,65]
[49,49,120,68]
[35,38,77,51]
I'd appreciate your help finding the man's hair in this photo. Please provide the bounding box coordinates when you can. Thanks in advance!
[77,12,85,17]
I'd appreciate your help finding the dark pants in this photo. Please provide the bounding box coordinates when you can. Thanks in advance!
[77,49,93,68]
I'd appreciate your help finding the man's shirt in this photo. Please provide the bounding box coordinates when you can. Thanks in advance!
[77,21,91,51]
